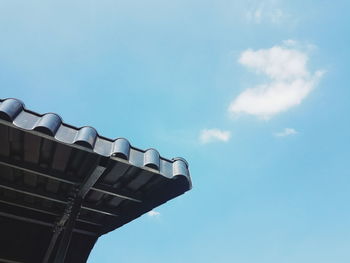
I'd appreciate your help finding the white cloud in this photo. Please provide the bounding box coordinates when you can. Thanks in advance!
[147,210,160,217]
[238,46,309,80]
[228,43,324,119]
[199,129,231,144]
[275,128,298,137]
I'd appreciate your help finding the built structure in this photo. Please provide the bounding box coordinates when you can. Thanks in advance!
[0,98,191,263]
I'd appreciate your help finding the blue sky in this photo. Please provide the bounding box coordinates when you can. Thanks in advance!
[1,0,350,262]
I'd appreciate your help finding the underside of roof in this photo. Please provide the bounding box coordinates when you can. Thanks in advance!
[0,98,191,263]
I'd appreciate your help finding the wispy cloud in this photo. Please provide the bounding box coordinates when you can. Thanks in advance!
[228,42,324,119]
[269,9,284,23]
[199,129,231,144]
[147,210,160,217]
[283,39,317,51]
[283,39,298,46]
[246,8,263,23]
[245,2,287,24]
[274,128,298,137]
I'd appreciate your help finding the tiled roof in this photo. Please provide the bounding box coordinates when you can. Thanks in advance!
[0,98,191,263]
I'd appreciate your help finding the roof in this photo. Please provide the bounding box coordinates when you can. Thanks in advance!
[0,98,191,263]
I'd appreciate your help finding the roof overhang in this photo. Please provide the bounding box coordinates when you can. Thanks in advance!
[0,98,191,263]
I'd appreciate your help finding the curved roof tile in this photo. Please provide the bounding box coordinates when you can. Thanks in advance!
[0,98,191,186]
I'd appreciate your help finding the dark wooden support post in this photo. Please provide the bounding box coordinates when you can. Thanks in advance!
[53,194,83,263]
[43,164,106,263]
